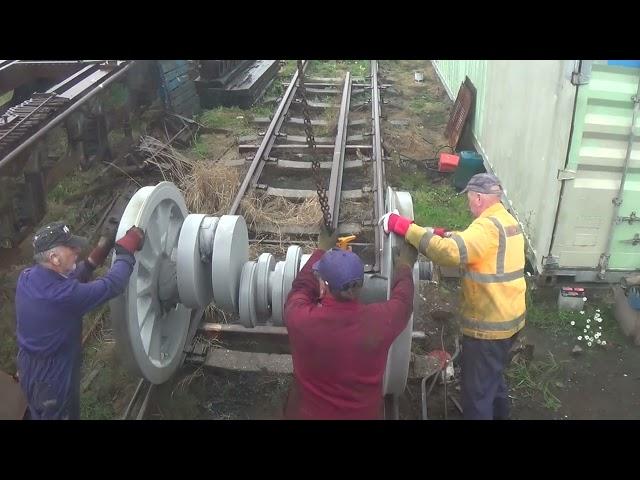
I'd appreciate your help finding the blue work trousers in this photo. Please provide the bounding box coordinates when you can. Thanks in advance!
[461,335,515,420]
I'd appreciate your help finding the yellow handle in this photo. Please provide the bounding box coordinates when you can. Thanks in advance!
[337,235,357,250]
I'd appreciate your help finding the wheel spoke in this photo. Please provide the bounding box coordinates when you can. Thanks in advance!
[137,278,155,298]
[138,254,155,273]
[146,216,163,255]
[140,309,155,354]
[164,216,181,255]
[148,316,164,361]
[156,202,171,251]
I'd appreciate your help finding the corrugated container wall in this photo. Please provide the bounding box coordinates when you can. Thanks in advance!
[550,64,640,279]
[433,60,577,275]
[433,60,640,281]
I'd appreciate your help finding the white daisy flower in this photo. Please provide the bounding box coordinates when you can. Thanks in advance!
[570,321,575,326]
[596,309,600,313]
[588,342,592,347]
[584,329,587,333]
[583,297,588,301]
[577,336,582,340]
[599,326,602,330]
[586,325,590,329]
[587,319,591,323]
[580,311,585,315]
[596,339,602,344]
[602,341,607,345]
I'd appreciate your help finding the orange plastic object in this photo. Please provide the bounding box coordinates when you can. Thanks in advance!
[438,153,459,173]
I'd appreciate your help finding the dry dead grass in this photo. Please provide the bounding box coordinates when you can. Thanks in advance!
[240,194,322,231]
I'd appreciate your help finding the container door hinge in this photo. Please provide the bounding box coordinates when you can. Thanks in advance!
[620,233,640,246]
[597,253,610,280]
[542,255,560,269]
[571,60,593,86]
[617,211,639,225]
[557,169,577,181]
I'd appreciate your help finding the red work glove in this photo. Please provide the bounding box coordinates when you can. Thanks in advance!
[433,227,450,237]
[87,236,115,268]
[379,210,414,236]
[115,227,145,254]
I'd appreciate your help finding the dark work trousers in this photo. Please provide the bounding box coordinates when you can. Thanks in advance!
[461,334,515,420]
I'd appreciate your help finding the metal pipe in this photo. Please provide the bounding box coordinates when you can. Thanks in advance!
[598,78,640,278]
[0,61,134,170]
[228,60,308,215]
[136,383,153,420]
[327,72,352,230]
[421,370,440,420]
[370,60,384,272]
[121,378,145,420]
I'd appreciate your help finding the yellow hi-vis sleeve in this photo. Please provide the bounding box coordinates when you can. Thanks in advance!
[405,220,494,268]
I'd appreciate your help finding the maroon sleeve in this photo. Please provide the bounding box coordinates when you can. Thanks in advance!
[365,265,414,341]
[284,249,324,330]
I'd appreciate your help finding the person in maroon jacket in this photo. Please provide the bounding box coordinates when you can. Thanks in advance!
[283,226,417,420]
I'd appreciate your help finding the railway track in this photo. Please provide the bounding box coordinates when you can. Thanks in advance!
[227,60,385,270]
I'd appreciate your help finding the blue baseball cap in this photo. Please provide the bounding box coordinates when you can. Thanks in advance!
[312,248,364,291]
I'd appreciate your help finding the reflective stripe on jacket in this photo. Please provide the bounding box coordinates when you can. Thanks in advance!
[405,202,526,340]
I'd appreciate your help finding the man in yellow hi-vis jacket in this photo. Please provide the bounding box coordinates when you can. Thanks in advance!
[380,173,526,419]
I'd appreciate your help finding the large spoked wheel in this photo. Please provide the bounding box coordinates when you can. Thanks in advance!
[382,187,416,397]
[110,182,192,385]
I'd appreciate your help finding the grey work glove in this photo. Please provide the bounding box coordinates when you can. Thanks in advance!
[318,223,339,251]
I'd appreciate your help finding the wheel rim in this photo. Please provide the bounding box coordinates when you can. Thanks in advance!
[111,182,192,384]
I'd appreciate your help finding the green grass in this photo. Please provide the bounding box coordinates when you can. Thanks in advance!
[279,60,298,78]
[306,60,370,78]
[507,352,564,412]
[396,172,473,230]
[48,168,99,204]
[249,104,274,119]
[102,83,129,110]
[0,299,17,374]
[198,107,250,133]
[409,93,436,114]
[0,90,13,107]
[80,309,137,420]
[525,288,622,344]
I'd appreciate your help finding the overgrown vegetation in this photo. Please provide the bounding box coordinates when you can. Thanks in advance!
[198,107,254,135]
[525,287,622,343]
[306,60,370,78]
[0,270,19,373]
[507,352,565,412]
[395,170,473,230]
[80,307,137,420]
[0,90,13,107]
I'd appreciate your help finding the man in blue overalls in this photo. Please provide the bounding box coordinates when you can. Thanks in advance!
[15,221,144,420]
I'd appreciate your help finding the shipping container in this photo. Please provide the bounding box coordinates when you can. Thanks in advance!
[432,60,640,283]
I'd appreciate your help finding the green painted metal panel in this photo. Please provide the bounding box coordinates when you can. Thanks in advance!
[552,64,640,271]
